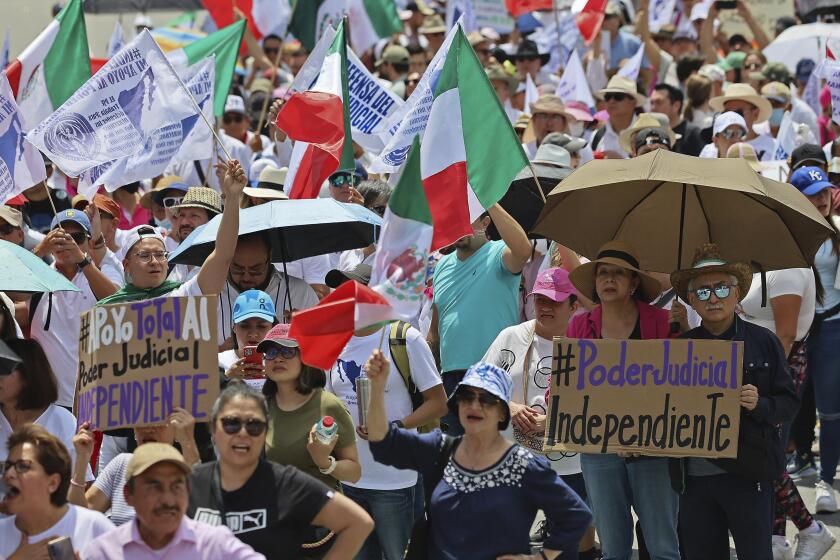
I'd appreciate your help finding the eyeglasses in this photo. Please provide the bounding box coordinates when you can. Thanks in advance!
[720,128,746,140]
[264,345,299,361]
[370,205,387,216]
[220,416,268,436]
[329,174,360,188]
[230,261,270,278]
[69,231,89,245]
[693,283,736,301]
[132,251,169,263]
[454,390,501,407]
[1,459,33,476]
[162,196,183,208]
[745,62,762,71]
[604,93,631,102]
[223,113,245,124]
[264,47,279,56]
[0,223,19,235]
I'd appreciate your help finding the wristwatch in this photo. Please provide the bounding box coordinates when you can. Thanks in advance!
[76,253,92,270]
[391,420,405,430]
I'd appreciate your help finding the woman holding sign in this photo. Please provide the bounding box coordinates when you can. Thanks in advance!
[565,241,681,560]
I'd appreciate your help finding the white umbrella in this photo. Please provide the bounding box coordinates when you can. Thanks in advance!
[763,23,840,73]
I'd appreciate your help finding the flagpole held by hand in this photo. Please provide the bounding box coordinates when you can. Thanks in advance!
[528,162,547,203]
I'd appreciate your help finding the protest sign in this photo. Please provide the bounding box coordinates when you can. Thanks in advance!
[544,338,743,458]
[822,59,840,125]
[28,29,197,177]
[0,74,46,203]
[75,296,219,430]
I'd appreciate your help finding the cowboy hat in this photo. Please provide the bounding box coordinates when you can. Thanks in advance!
[670,243,753,302]
[418,14,446,34]
[522,95,580,143]
[485,64,518,97]
[619,113,678,154]
[595,75,647,107]
[709,83,773,123]
[243,166,289,200]
[512,40,550,66]
[569,241,663,303]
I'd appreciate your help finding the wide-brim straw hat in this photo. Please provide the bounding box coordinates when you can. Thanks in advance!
[619,113,678,154]
[244,166,289,200]
[595,75,647,107]
[569,241,663,303]
[523,95,579,144]
[140,175,189,209]
[670,243,753,302]
[709,83,773,123]
[171,186,223,215]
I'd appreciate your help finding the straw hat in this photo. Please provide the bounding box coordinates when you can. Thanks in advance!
[140,175,190,209]
[514,113,531,131]
[172,187,223,215]
[725,142,772,171]
[670,243,753,302]
[523,95,580,143]
[485,64,517,96]
[619,113,677,153]
[243,166,289,200]
[709,83,772,123]
[569,241,663,303]
[595,75,647,107]
[419,14,446,34]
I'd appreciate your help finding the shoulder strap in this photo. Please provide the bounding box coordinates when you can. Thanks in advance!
[591,126,607,152]
[193,160,207,186]
[389,321,416,403]
[425,435,461,506]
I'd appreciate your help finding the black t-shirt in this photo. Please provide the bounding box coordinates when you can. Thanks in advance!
[672,120,706,158]
[188,459,333,559]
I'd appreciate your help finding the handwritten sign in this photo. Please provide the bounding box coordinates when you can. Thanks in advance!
[75,296,219,430]
[545,338,743,458]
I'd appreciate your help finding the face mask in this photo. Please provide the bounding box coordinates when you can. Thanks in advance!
[769,108,785,127]
[568,122,584,138]
[154,217,171,231]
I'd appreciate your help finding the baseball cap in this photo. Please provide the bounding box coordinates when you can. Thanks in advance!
[224,95,246,115]
[713,111,748,136]
[71,194,89,210]
[790,166,835,196]
[796,59,816,83]
[761,62,791,84]
[92,194,121,219]
[126,443,191,481]
[528,267,578,302]
[376,45,410,67]
[257,323,299,351]
[634,128,671,151]
[119,225,166,259]
[0,206,23,228]
[761,81,791,104]
[790,144,827,171]
[233,290,277,324]
[325,264,372,288]
[699,64,725,83]
[50,209,91,234]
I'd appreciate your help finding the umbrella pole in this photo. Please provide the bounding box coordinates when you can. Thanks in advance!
[528,162,547,203]
[677,183,687,270]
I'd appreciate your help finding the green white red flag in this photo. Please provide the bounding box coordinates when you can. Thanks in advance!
[289,0,402,55]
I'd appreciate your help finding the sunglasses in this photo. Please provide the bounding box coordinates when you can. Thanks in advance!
[693,283,735,301]
[330,174,360,188]
[162,196,183,208]
[720,128,746,140]
[264,47,279,56]
[604,93,631,102]
[220,416,267,436]
[0,223,19,235]
[223,113,245,124]
[264,345,299,361]
[455,390,501,407]
[0,459,33,476]
[69,231,89,245]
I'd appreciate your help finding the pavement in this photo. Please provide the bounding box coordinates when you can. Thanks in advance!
[773,472,840,560]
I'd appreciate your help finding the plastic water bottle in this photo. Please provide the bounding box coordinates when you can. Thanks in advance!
[315,416,338,444]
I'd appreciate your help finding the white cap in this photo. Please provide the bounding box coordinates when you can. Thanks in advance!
[224,95,246,115]
[690,2,709,21]
[699,64,725,83]
[713,111,748,136]
[117,225,166,261]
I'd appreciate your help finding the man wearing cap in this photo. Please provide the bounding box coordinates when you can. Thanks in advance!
[243,166,289,206]
[0,206,25,247]
[418,14,446,55]
[221,94,271,160]
[139,176,190,238]
[376,45,410,99]
[709,82,775,160]
[522,95,585,157]
[618,113,676,157]
[650,84,705,156]
[602,1,647,74]
[670,243,798,560]
[699,111,750,158]
[167,187,223,283]
[83,443,263,559]
[29,209,121,410]
[592,75,647,158]
[761,81,818,148]
[512,40,558,88]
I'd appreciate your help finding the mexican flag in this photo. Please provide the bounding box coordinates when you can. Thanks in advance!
[289,0,402,55]
[420,27,528,248]
[370,137,433,319]
[168,20,246,116]
[289,280,398,369]
[277,20,354,199]
[4,0,90,129]
[201,0,292,42]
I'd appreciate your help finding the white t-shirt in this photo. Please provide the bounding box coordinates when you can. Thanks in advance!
[482,320,582,476]
[278,256,331,285]
[326,326,442,490]
[0,505,114,557]
[739,269,816,342]
[30,252,124,407]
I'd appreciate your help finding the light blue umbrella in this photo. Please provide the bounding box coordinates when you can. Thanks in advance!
[0,240,80,293]
[168,198,382,266]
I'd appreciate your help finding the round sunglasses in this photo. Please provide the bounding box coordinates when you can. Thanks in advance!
[264,345,299,361]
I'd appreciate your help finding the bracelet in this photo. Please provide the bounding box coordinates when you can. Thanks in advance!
[318,455,337,475]
[69,479,86,489]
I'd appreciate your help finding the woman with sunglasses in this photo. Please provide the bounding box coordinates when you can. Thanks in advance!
[188,382,372,560]
[365,356,591,559]
[258,324,362,556]
[699,111,750,159]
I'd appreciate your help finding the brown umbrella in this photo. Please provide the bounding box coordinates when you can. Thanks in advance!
[532,149,832,273]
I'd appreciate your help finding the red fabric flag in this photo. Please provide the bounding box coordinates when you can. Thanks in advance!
[576,0,609,45]
[289,281,397,370]
[504,0,553,18]
[201,0,260,51]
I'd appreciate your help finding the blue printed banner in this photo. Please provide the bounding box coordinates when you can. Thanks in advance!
[75,296,219,431]
[27,29,197,177]
[0,74,46,203]
[545,338,743,458]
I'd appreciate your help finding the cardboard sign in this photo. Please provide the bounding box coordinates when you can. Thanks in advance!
[75,296,219,430]
[545,338,743,458]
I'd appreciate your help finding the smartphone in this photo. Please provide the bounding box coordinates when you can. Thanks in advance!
[714,1,737,9]
[47,537,75,560]
[243,346,263,365]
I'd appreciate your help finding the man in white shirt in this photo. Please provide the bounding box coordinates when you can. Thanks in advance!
[592,75,645,159]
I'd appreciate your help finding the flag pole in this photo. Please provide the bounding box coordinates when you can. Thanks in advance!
[42,181,63,230]
[254,45,286,137]
[528,162,547,202]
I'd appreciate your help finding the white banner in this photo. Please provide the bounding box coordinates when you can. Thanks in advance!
[0,74,46,203]
[78,57,215,194]
[771,111,796,161]
[821,59,840,125]
[556,50,596,108]
[648,0,677,32]
[28,30,197,177]
[107,21,125,58]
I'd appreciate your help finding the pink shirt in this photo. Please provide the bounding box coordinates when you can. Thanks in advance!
[81,517,265,560]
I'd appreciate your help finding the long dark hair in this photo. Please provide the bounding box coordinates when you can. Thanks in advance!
[262,363,326,399]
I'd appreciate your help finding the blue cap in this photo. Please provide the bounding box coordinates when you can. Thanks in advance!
[450,362,513,404]
[50,209,91,234]
[790,166,835,196]
[233,290,276,324]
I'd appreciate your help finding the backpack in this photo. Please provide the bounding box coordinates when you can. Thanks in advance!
[388,321,440,433]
